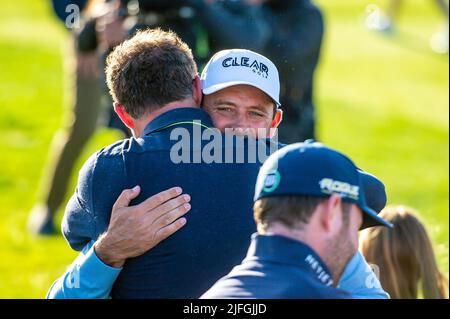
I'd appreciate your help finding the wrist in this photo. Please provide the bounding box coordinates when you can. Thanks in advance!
[94,234,125,268]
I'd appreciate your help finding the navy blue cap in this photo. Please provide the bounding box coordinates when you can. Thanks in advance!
[254,142,393,229]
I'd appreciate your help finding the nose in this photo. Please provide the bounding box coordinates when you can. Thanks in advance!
[234,114,250,129]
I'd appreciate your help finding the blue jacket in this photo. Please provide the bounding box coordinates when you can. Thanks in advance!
[52,108,388,299]
[62,107,278,298]
[201,234,352,299]
[46,240,388,299]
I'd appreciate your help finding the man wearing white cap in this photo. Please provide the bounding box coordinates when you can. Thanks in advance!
[200,49,283,138]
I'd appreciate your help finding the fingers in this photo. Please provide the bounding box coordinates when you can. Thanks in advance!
[155,218,187,243]
[152,199,191,228]
[147,194,191,222]
[112,185,141,210]
[138,187,183,212]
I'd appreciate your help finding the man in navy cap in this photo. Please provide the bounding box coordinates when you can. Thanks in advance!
[201,141,393,299]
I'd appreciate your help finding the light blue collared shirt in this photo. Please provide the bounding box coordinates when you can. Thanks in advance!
[46,240,122,299]
[339,251,389,299]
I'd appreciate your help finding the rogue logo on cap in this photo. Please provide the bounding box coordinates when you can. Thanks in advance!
[222,57,269,79]
[319,178,359,200]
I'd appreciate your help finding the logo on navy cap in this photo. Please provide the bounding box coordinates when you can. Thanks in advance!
[319,178,359,200]
[222,56,269,79]
[263,170,281,193]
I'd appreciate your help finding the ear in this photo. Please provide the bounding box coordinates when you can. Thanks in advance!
[114,103,135,129]
[192,75,203,106]
[320,194,343,234]
[268,109,283,138]
[270,108,283,128]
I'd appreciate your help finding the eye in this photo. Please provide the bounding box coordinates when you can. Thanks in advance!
[249,111,265,118]
[216,106,234,113]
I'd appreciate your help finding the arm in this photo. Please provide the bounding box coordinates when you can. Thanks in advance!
[62,153,98,251]
[46,240,122,299]
[48,186,192,299]
[339,251,390,299]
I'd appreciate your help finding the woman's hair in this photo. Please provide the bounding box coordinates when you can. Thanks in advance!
[360,205,448,299]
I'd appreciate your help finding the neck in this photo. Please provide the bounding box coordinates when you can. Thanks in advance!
[261,223,330,274]
[261,223,316,249]
[132,98,199,138]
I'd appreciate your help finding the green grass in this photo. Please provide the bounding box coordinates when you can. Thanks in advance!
[0,0,448,298]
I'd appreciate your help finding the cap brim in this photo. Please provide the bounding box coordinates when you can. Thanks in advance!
[360,205,394,229]
[203,81,281,106]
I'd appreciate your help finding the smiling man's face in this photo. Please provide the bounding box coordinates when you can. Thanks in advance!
[202,85,282,138]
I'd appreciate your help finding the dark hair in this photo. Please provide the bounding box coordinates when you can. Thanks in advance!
[105,28,198,118]
[254,195,351,231]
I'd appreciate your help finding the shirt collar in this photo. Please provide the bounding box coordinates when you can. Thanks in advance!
[143,107,214,136]
[246,233,334,286]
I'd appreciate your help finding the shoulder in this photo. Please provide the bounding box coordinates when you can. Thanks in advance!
[97,138,132,158]
[261,263,352,299]
[78,139,132,184]
[289,273,353,299]
[89,138,134,169]
[203,262,353,299]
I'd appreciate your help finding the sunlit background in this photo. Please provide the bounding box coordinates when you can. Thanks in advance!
[0,0,448,298]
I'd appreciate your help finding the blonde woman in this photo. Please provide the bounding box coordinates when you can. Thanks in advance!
[360,206,448,299]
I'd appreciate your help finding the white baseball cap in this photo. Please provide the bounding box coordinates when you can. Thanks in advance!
[201,49,281,107]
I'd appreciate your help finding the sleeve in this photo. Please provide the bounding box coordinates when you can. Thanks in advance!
[339,251,390,299]
[62,153,98,251]
[192,1,271,51]
[46,241,122,299]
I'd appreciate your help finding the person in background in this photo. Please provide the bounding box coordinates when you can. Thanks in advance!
[360,205,449,299]
[83,0,271,134]
[187,0,270,53]
[245,0,324,143]
[31,0,267,235]
[367,0,449,54]
[28,0,106,235]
